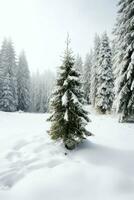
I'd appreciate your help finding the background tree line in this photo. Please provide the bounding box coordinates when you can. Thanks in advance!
[0,38,55,113]
[0,0,133,124]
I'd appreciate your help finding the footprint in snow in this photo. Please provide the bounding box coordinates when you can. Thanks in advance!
[0,137,66,190]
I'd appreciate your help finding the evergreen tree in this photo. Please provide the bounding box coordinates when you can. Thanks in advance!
[30,70,55,113]
[74,54,83,75]
[0,39,18,112]
[90,34,100,107]
[113,0,134,122]
[74,54,83,85]
[30,71,40,112]
[83,52,93,104]
[96,32,114,113]
[49,36,92,150]
[17,51,31,111]
[111,40,117,111]
[41,70,55,112]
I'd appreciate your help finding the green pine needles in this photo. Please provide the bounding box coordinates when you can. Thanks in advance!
[49,36,92,150]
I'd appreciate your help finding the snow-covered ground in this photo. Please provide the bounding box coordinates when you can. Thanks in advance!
[0,108,134,200]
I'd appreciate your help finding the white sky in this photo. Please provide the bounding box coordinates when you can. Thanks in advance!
[0,0,117,73]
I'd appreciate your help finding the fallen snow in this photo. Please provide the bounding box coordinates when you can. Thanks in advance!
[62,91,67,106]
[0,108,134,200]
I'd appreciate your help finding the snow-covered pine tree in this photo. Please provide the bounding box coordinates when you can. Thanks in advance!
[113,0,134,122]
[82,51,93,104]
[49,36,92,150]
[40,71,55,112]
[30,71,40,112]
[74,54,83,75]
[30,70,55,113]
[0,39,18,112]
[17,51,31,111]
[110,40,117,112]
[90,34,100,107]
[96,32,114,114]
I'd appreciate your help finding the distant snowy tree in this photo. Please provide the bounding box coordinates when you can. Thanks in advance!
[0,39,18,112]
[17,51,31,111]
[96,32,114,113]
[74,54,83,79]
[30,70,55,113]
[113,0,134,122]
[30,71,40,112]
[90,34,100,107]
[49,36,92,150]
[83,52,93,104]
[40,71,55,112]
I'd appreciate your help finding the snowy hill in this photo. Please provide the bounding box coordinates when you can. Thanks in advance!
[0,108,134,200]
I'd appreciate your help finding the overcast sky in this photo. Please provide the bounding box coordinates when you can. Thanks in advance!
[0,0,117,73]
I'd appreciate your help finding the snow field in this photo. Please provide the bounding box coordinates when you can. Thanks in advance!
[0,108,134,200]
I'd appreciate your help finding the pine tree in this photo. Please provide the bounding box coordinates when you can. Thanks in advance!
[17,51,31,111]
[49,36,92,150]
[96,32,114,114]
[30,71,40,112]
[113,0,134,122]
[90,34,100,107]
[0,39,18,112]
[83,52,93,104]
[74,54,83,75]
[30,70,55,113]
[40,71,55,112]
